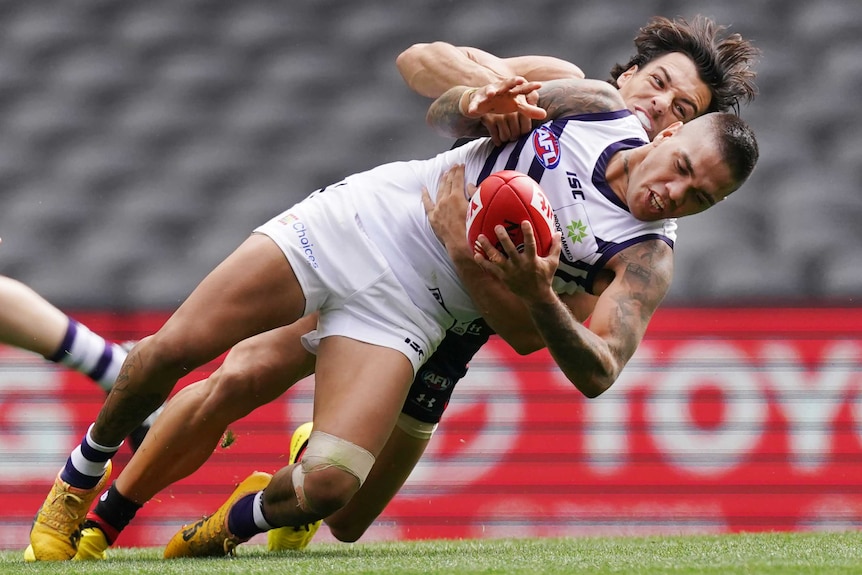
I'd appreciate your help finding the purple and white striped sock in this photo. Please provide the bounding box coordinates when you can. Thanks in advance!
[47,319,128,391]
[60,424,121,489]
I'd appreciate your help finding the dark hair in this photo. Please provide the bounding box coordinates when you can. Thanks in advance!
[710,112,759,190]
[609,15,759,115]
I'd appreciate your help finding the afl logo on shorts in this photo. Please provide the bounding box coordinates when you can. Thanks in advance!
[421,369,453,391]
[532,126,561,169]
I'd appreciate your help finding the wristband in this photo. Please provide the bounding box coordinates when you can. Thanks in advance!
[459,87,478,116]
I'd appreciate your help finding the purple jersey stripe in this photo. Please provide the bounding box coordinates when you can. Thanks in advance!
[591,138,649,211]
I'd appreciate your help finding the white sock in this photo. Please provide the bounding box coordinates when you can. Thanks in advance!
[253,491,275,531]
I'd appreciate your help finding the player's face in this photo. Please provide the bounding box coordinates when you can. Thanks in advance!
[625,118,735,221]
[616,52,712,141]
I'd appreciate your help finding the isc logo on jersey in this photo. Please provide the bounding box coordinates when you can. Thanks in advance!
[532,126,561,169]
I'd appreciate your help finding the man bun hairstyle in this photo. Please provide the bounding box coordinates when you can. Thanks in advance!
[609,15,760,115]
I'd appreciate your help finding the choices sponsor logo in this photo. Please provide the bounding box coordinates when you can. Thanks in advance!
[283,213,318,269]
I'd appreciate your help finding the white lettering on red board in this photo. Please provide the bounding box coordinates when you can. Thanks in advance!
[577,340,862,476]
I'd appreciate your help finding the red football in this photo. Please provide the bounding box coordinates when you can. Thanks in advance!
[465,170,555,257]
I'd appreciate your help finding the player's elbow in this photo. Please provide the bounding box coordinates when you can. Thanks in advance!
[396,43,433,80]
[395,43,421,70]
[512,339,543,356]
[498,331,544,356]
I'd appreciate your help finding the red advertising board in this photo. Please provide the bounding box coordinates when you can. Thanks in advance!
[1,308,860,550]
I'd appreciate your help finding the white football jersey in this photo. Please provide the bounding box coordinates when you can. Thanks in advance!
[345,110,677,329]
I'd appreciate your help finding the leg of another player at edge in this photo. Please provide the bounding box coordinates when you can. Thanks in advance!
[0,275,128,391]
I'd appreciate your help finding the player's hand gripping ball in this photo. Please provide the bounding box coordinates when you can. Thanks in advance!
[466,170,555,257]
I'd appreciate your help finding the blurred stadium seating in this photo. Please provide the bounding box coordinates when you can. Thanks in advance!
[0,0,859,309]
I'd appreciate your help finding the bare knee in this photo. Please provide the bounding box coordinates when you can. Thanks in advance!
[223,332,313,395]
[115,335,193,407]
[136,333,202,381]
[296,465,360,518]
[202,359,276,420]
[327,517,369,543]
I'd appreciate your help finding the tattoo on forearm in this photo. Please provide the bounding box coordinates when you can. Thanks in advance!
[426,87,489,138]
[528,297,616,388]
[538,79,620,118]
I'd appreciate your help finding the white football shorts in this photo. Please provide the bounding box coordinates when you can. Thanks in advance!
[254,184,444,375]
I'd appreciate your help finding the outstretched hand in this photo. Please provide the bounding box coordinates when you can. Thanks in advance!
[474,219,562,303]
[462,77,547,123]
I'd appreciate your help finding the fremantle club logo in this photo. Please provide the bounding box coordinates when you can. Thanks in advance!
[532,126,561,169]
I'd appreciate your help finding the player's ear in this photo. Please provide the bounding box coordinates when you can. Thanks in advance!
[653,120,683,143]
[615,65,639,87]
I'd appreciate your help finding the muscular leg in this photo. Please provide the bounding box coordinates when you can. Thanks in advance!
[114,319,318,504]
[260,335,414,527]
[29,233,308,561]
[92,233,307,447]
[325,425,429,542]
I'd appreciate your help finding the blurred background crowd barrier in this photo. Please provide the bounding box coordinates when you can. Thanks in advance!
[1,0,861,550]
[0,0,859,309]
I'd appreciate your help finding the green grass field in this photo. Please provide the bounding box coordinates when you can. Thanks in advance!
[3,531,861,575]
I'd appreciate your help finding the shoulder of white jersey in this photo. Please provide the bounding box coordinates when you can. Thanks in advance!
[555,109,648,141]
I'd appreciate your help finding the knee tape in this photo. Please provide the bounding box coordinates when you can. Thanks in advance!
[292,430,376,514]
[396,412,438,440]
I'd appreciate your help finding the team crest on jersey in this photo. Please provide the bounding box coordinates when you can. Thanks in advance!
[532,126,561,169]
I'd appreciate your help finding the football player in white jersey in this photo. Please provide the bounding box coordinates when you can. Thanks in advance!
[35,16,759,561]
[296,16,759,546]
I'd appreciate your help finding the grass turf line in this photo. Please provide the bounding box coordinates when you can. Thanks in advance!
[3,531,861,574]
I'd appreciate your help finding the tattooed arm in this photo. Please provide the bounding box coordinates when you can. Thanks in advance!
[400,43,585,145]
[544,240,673,397]
[477,223,673,398]
[427,76,626,139]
